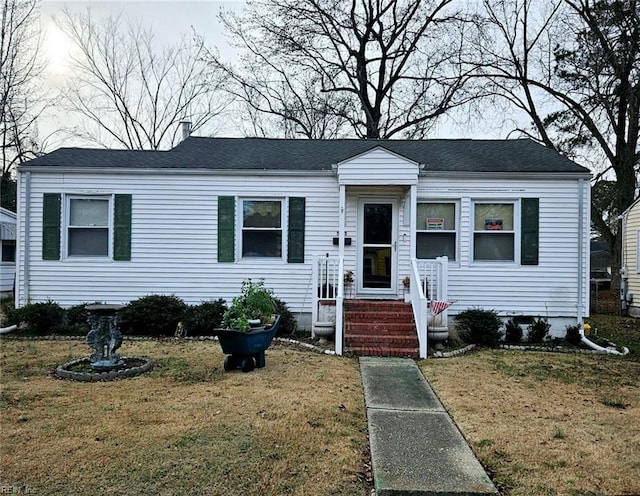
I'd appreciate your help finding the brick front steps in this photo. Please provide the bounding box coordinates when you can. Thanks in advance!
[344,300,419,358]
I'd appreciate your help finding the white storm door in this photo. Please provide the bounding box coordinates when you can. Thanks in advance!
[358,199,397,294]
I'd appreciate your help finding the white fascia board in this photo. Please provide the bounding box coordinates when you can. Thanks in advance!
[17,166,336,177]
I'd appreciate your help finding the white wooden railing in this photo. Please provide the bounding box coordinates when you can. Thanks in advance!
[411,256,449,358]
[312,254,343,354]
[410,259,429,358]
[312,254,448,358]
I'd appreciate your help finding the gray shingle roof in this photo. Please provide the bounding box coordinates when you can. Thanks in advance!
[22,137,590,174]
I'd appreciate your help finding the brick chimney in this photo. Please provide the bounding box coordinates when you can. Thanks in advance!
[180,120,192,141]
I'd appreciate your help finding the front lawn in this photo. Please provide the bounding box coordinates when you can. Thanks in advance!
[0,339,370,496]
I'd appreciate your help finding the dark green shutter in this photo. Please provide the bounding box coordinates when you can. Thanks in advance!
[42,193,61,260]
[521,198,539,265]
[287,197,305,263]
[113,194,132,261]
[218,196,235,262]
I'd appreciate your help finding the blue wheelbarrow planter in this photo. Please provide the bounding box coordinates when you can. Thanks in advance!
[218,315,281,372]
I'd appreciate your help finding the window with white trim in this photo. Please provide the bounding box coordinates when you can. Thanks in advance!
[67,197,111,257]
[1,240,16,262]
[473,202,515,261]
[416,202,457,260]
[241,199,283,258]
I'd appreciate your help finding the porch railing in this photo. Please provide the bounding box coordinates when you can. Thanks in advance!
[411,256,449,358]
[410,259,429,358]
[312,254,343,354]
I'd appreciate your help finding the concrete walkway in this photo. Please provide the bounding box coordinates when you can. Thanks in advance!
[360,357,498,496]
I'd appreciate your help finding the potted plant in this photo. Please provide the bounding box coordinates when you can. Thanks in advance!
[402,276,411,302]
[218,279,281,372]
[222,279,277,331]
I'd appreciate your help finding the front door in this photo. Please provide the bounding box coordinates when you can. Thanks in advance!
[358,199,397,294]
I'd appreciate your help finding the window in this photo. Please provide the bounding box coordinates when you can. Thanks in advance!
[67,197,110,257]
[217,196,305,263]
[416,202,457,260]
[473,202,515,261]
[1,240,16,262]
[42,193,131,261]
[241,200,282,258]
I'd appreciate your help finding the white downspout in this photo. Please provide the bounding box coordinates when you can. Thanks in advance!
[577,178,586,324]
[21,171,31,307]
[335,184,346,356]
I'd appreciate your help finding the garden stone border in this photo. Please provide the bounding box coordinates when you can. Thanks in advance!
[55,357,153,382]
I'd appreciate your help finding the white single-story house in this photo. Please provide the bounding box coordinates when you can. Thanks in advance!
[1,207,17,295]
[15,137,591,356]
[621,198,640,317]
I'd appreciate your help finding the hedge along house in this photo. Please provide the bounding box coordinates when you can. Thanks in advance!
[15,137,591,357]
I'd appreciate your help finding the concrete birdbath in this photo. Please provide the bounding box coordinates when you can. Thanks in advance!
[55,304,152,381]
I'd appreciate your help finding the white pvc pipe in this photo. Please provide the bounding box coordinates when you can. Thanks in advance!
[0,324,18,334]
[581,334,629,355]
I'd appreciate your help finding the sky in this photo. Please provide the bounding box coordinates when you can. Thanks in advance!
[37,0,523,149]
[39,1,244,148]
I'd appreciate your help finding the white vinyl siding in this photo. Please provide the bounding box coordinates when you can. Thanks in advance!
[16,171,339,314]
[15,165,590,326]
[407,176,590,319]
[622,201,640,316]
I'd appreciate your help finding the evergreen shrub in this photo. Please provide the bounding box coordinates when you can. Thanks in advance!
[504,318,523,344]
[181,299,227,336]
[527,317,551,343]
[455,308,503,347]
[119,295,187,336]
[565,324,582,346]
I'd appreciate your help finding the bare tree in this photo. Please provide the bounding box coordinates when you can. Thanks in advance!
[1,0,43,210]
[213,0,482,139]
[477,0,639,281]
[57,8,231,150]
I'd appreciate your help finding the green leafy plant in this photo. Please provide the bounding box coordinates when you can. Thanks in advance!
[119,295,187,337]
[565,324,582,346]
[455,308,503,347]
[222,279,277,332]
[504,318,523,344]
[527,317,551,343]
[181,299,227,336]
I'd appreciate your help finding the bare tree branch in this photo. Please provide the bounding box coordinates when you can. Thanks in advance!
[57,8,231,150]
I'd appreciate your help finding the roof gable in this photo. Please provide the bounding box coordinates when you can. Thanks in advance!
[336,146,420,185]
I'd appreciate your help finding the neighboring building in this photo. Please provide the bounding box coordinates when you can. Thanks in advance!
[15,137,591,355]
[621,198,640,317]
[0,207,16,295]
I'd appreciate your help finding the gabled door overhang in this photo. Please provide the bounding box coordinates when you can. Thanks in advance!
[332,146,421,186]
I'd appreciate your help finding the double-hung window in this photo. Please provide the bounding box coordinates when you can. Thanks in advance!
[218,196,305,263]
[473,202,515,261]
[67,197,111,257]
[1,240,16,262]
[416,202,457,261]
[241,199,283,258]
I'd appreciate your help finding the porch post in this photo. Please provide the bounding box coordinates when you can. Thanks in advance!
[335,184,346,356]
[410,185,417,258]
